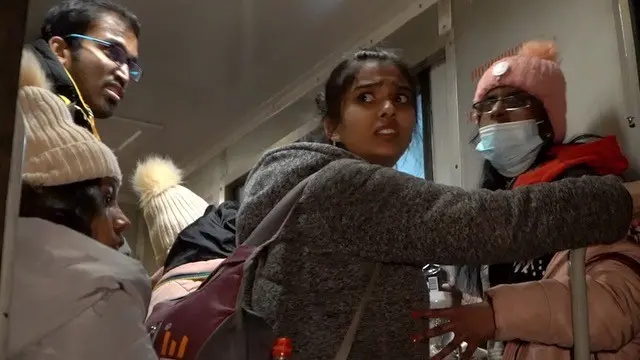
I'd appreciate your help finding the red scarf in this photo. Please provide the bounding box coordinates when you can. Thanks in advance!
[513,136,628,188]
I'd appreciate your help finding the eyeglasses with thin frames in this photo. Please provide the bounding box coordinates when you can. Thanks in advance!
[65,34,142,82]
[472,93,533,114]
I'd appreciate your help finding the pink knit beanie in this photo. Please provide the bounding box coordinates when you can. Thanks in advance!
[474,41,567,143]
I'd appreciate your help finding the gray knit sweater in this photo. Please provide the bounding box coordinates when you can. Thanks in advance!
[236,142,632,360]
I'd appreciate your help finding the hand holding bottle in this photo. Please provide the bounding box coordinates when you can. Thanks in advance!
[414,302,496,360]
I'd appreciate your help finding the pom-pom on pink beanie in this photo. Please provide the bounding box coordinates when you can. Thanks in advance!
[474,40,567,143]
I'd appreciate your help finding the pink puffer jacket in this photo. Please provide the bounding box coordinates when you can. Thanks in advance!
[486,240,640,359]
[147,259,224,317]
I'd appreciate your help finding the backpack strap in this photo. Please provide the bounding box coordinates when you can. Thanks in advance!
[585,252,640,277]
[240,161,378,359]
[243,172,318,248]
[236,171,322,310]
[153,271,212,290]
[243,158,354,248]
[334,263,381,360]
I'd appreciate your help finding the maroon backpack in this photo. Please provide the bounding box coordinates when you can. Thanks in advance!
[145,172,380,360]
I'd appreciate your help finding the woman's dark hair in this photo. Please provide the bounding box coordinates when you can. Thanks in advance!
[312,48,418,143]
[19,179,106,237]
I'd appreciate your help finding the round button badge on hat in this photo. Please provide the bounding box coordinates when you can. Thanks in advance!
[492,61,510,77]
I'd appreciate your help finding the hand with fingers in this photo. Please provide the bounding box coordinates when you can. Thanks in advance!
[414,302,497,360]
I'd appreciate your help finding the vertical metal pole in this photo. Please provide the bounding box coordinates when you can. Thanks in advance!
[0,0,30,357]
[613,0,640,131]
[570,248,591,360]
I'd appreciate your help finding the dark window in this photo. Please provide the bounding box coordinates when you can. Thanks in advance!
[225,173,248,203]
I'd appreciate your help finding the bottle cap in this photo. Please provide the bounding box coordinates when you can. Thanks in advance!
[422,264,442,276]
[272,337,293,357]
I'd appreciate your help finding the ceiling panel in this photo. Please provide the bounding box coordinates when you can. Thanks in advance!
[24,0,424,202]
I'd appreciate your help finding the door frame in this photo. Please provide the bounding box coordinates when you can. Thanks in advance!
[0,0,30,356]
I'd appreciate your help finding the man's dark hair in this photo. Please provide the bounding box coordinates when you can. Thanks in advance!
[40,0,141,44]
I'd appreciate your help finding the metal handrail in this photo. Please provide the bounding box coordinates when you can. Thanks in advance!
[570,248,591,360]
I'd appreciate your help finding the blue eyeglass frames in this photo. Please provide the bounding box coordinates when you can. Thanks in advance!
[65,34,142,82]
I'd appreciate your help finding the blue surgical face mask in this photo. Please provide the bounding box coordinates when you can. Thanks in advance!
[475,120,544,177]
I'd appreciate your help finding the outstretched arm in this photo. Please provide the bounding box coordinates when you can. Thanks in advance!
[310,160,632,265]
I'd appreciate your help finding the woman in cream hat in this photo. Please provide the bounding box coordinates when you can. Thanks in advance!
[9,50,155,359]
[132,155,228,313]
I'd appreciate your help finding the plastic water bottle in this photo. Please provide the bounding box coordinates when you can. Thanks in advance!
[423,264,449,292]
[423,264,458,359]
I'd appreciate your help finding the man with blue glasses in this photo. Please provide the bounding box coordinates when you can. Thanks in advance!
[28,0,141,140]
[27,0,141,257]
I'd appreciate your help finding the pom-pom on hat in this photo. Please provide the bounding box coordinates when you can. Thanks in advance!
[132,156,208,266]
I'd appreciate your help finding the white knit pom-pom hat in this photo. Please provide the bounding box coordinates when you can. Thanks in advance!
[132,155,208,266]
